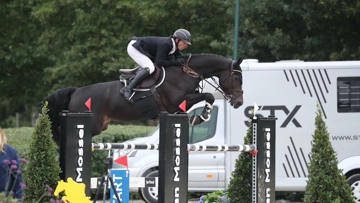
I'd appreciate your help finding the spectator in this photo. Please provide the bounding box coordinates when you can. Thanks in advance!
[0,127,23,200]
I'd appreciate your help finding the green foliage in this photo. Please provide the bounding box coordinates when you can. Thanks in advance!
[4,127,33,159]
[5,124,153,184]
[2,0,360,123]
[227,119,253,202]
[4,123,153,199]
[199,190,230,203]
[238,0,360,61]
[303,104,354,203]
[2,0,235,123]
[4,125,153,157]
[23,102,62,202]
[95,124,154,142]
[0,192,20,203]
[0,1,51,109]
[30,0,235,90]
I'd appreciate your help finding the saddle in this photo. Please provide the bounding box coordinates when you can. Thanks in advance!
[119,66,164,89]
[119,66,165,120]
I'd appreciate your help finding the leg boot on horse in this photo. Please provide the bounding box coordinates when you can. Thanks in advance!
[121,67,150,103]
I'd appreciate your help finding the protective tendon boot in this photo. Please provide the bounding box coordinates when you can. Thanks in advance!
[200,102,213,122]
[121,67,150,103]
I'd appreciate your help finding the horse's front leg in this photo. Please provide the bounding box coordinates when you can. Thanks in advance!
[182,93,215,126]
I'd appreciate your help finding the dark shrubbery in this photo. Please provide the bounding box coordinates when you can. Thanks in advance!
[227,120,253,202]
[23,103,61,202]
[5,115,154,200]
[5,124,154,179]
[304,104,354,203]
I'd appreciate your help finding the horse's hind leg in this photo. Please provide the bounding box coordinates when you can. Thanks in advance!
[92,124,103,137]
[92,116,111,136]
[91,118,105,136]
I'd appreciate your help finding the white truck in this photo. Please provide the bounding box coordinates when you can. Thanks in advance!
[112,59,360,203]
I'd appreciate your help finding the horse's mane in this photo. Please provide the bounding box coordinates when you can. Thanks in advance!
[180,53,242,71]
[181,53,229,61]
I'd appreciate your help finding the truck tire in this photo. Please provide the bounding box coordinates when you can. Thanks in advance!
[347,174,360,202]
[139,169,158,203]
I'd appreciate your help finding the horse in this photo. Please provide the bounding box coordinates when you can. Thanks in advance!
[45,54,244,146]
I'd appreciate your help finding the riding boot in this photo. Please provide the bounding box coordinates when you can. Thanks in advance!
[121,67,151,103]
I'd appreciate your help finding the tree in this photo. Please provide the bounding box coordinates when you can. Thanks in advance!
[227,120,253,202]
[237,0,360,61]
[5,0,360,125]
[0,0,53,125]
[303,104,354,203]
[1,0,237,124]
[23,102,61,202]
[31,0,236,90]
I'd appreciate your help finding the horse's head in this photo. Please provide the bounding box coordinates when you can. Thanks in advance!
[181,54,244,108]
[218,58,244,108]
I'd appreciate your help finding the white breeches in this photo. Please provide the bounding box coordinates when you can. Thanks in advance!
[127,40,155,74]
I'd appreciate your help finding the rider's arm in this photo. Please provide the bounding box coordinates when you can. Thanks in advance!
[173,49,183,56]
[155,43,182,67]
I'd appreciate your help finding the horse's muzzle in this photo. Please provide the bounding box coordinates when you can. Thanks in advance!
[233,101,243,109]
[229,93,243,109]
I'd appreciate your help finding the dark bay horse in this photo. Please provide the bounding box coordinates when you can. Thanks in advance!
[45,54,244,145]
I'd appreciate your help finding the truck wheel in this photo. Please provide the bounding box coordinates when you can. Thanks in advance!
[347,174,360,202]
[139,169,158,203]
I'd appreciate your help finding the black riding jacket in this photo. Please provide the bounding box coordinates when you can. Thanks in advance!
[131,36,183,67]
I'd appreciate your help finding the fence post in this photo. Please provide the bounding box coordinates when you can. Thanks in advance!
[59,111,93,196]
[158,113,189,203]
[253,116,276,203]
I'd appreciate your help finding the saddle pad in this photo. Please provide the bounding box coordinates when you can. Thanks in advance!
[132,90,159,119]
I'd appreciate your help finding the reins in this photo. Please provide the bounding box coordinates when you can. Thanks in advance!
[182,54,200,78]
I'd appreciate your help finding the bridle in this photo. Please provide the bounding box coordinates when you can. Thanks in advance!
[182,54,244,101]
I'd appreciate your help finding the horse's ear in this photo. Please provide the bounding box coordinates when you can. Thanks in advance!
[234,58,243,69]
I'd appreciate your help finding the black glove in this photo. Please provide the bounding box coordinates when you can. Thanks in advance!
[171,58,183,66]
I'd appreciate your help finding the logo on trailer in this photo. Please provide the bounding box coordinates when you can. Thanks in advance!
[244,105,302,128]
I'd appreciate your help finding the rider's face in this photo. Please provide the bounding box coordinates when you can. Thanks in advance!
[177,40,189,51]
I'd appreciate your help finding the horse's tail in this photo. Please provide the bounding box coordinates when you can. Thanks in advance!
[44,87,77,146]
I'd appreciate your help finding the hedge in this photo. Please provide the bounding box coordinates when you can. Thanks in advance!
[4,124,155,178]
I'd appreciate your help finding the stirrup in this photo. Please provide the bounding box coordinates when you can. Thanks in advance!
[121,87,135,103]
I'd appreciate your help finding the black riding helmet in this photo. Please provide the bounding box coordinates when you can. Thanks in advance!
[173,29,192,45]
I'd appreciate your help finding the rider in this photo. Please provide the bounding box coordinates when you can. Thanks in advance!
[121,28,192,102]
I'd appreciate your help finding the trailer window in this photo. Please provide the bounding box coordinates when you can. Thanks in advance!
[337,77,360,112]
[188,106,218,143]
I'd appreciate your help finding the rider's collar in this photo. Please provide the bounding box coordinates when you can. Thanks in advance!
[169,38,176,55]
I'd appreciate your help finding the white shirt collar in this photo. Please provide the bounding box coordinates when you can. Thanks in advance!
[169,38,176,55]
